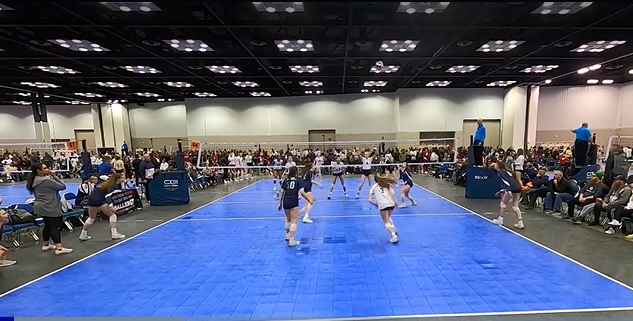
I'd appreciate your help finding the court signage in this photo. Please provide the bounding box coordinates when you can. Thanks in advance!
[109,189,142,215]
[474,175,488,180]
[164,179,179,191]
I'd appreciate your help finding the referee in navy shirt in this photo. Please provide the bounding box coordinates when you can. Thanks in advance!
[572,122,592,166]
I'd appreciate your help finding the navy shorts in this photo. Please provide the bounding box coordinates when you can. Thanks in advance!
[380,206,395,211]
[283,200,299,210]
[361,169,372,176]
[87,197,106,208]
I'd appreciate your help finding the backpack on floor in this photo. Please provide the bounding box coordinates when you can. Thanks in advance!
[6,208,36,225]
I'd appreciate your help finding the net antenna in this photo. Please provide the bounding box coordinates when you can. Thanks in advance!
[0,142,73,173]
[196,137,459,169]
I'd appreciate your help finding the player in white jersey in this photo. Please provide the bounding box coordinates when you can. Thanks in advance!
[313,155,325,184]
[327,157,348,199]
[356,150,376,199]
[368,173,399,243]
[272,157,284,191]
[285,156,297,173]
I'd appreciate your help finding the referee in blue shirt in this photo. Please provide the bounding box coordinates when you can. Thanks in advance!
[473,119,486,166]
[572,122,592,166]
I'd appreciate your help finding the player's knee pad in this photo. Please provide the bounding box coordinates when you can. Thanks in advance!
[109,214,117,223]
[85,217,95,225]
[284,221,291,229]
[384,223,391,229]
[289,223,297,232]
[512,206,520,212]
[500,202,507,209]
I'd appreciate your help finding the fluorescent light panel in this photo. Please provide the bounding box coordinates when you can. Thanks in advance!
[305,90,323,95]
[364,81,387,87]
[157,98,175,102]
[121,66,161,74]
[587,79,599,84]
[33,66,81,74]
[531,2,593,15]
[253,2,304,13]
[48,39,110,52]
[233,81,259,87]
[135,92,160,97]
[193,92,217,97]
[74,93,104,98]
[520,65,559,73]
[21,82,60,88]
[164,82,193,88]
[64,100,89,105]
[477,40,524,52]
[101,2,162,12]
[371,65,400,73]
[426,81,452,87]
[379,40,419,52]
[12,101,31,105]
[93,81,128,88]
[361,89,380,93]
[165,39,213,52]
[206,65,241,74]
[250,92,271,97]
[275,40,314,52]
[299,81,323,87]
[290,65,319,73]
[397,2,450,14]
[446,65,480,73]
[487,80,516,87]
[570,40,626,53]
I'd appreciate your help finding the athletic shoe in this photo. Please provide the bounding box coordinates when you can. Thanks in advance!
[492,217,504,226]
[111,233,126,240]
[605,227,615,235]
[288,240,300,247]
[514,221,525,229]
[285,233,290,241]
[55,248,73,255]
[302,217,313,224]
[79,234,92,241]
[344,193,348,198]
[608,219,621,226]
[411,201,417,206]
[0,259,17,267]
[41,244,56,252]
[398,204,408,208]
[356,194,360,199]
[390,235,399,243]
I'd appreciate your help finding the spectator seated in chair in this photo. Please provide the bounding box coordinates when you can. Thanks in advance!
[0,197,17,267]
[604,144,630,187]
[586,175,631,227]
[523,167,551,209]
[569,172,608,222]
[544,170,575,216]
[603,175,633,236]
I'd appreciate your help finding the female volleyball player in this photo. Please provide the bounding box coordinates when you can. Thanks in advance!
[278,166,308,247]
[79,174,126,241]
[356,150,376,199]
[399,163,417,207]
[272,157,284,191]
[328,157,348,199]
[368,173,399,243]
[300,163,322,223]
[314,154,325,184]
[491,160,525,229]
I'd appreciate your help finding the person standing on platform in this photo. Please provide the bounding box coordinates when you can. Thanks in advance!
[572,122,592,166]
[121,141,129,157]
[473,119,486,166]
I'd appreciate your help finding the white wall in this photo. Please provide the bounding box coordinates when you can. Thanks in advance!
[0,106,37,141]
[619,82,633,128]
[47,105,94,140]
[128,103,188,138]
[502,87,527,149]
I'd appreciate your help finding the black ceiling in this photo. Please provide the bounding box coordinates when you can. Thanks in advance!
[0,1,632,105]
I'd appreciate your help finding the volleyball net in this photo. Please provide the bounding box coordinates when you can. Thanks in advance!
[195,137,460,173]
[0,142,75,174]
[605,136,633,160]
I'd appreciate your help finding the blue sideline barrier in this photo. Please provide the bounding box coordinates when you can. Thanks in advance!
[149,171,190,206]
[465,167,502,199]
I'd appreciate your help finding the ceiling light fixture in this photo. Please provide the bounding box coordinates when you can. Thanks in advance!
[31,66,81,74]
[233,81,259,88]
[107,99,128,104]
[305,90,323,95]
[120,66,161,74]
[571,40,626,53]
[587,79,599,84]
[477,40,525,52]
[589,64,602,70]
[165,39,213,52]
[290,65,320,73]
[135,92,161,97]
[64,100,89,105]
[157,98,175,102]
[11,101,31,105]
[363,81,388,87]
[544,79,552,84]
[397,2,450,14]
[164,81,194,88]
[602,79,614,84]
[48,39,110,52]
[426,81,452,87]
[577,68,589,74]
[74,93,104,98]
[250,92,271,97]
[446,65,480,73]
[486,80,516,87]
[629,69,633,75]
[206,65,242,74]
[20,82,60,88]
[275,39,314,52]
[101,2,162,12]
[531,2,592,15]
[299,81,323,87]
[370,65,400,73]
[361,88,380,93]
[253,2,304,13]
[92,81,128,88]
[379,40,419,52]
[193,92,217,97]
[520,65,559,73]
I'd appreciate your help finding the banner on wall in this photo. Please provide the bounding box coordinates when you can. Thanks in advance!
[67,141,78,151]
[190,141,200,151]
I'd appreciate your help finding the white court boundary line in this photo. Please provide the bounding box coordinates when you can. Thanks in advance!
[413,183,633,294]
[0,179,262,299]
[209,197,442,205]
[173,213,472,222]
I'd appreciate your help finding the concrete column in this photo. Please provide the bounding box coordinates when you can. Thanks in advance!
[90,103,131,149]
[502,86,528,149]
[526,85,540,148]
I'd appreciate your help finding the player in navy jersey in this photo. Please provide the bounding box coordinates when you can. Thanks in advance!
[278,166,309,246]
[79,174,126,241]
[398,163,417,207]
[491,160,525,229]
[299,163,322,224]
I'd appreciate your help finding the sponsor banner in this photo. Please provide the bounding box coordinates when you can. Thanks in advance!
[108,189,142,215]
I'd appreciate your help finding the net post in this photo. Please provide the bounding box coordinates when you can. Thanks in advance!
[196,142,204,168]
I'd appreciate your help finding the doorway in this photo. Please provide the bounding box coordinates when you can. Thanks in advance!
[308,129,336,151]
[462,119,501,148]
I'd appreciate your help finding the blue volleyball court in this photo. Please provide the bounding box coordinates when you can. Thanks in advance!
[1,179,633,318]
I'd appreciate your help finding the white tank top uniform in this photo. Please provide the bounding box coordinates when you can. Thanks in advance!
[332,162,345,175]
[369,183,396,210]
[361,156,373,171]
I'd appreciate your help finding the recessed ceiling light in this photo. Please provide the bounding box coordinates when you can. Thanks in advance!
[554,40,573,48]
[250,92,271,97]
[253,2,304,13]
[165,39,213,52]
[355,40,373,47]
[164,82,194,88]
[531,2,592,14]
[456,41,473,47]
[426,81,452,87]
[504,65,519,70]
[520,65,559,73]
[74,93,104,98]
[249,40,267,47]
[477,40,524,52]
[350,65,364,70]
[192,92,217,97]
[305,90,324,95]
[587,79,599,84]
[12,101,31,105]
[30,66,81,74]
[207,65,242,73]
[361,88,380,93]
[275,39,314,52]
[135,92,161,97]
[20,82,60,88]
[48,39,110,52]
[370,65,400,73]
[487,80,516,87]
[299,81,323,87]
[101,2,162,12]
[142,40,162,47]
[233,81,259,88]
[92,81,128,88]
[605,64,624,70]
[397,2,450,14]
[269,65,282,70]
[577,68,589,74]
[544,79,552,84]
[446,65,480,73]
[602,79,614,84]
[120,65,161,74]
[364,81,387,87]
[589,64,601,70]
[571,40,626,53]
[379,40,419,52]
[64,100,89,105]
[290,65,320,73]
[106,99,128,104]
[429,65,443,70]
[629,69,633,75]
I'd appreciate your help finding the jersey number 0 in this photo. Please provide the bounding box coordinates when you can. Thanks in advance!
[288,181,295,189]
